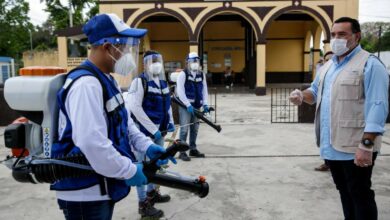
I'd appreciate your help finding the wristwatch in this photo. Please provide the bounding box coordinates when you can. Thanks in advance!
[361,138,374,148]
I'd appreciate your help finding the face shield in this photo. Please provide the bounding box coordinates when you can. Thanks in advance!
[187,58,200,72]
[144,53,166,82]
[94,37,140,89]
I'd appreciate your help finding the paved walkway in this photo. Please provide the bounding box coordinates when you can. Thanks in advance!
[1,90,390,219]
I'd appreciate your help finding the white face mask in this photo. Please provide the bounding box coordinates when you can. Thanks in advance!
[190,63,199,71]
[109,47,136,76]
[330,38,349,56]
[148,62,163,77]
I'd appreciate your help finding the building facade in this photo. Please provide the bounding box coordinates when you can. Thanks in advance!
[56,0,359,95]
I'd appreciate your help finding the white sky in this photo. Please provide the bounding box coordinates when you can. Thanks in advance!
[28,0,49,25]
[28,0,390,26]
[359,0,390,22]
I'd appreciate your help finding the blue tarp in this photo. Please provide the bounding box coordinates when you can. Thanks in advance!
[0,56,13,63]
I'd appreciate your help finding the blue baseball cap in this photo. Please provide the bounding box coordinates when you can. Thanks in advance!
[82,13,147,44]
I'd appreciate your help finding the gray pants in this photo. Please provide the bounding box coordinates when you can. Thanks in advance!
[179,107,200,150]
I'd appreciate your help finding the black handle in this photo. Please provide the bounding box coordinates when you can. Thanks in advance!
[147,140,189,170]
[172,96,222,133]
[193,108,222,132]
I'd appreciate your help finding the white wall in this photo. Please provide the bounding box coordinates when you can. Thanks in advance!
[375,51,390,73]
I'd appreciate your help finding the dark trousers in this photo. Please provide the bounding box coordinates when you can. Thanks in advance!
[224,75,233,86]
[58,199,115,220]
[326,153,378,220]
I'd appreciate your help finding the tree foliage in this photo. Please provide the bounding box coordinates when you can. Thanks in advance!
[43,0,98,30]
[0,0,33,61]
[32,21,57,51]
[360,22,390,53]
[37,0,99,54]
[380,30,390,51]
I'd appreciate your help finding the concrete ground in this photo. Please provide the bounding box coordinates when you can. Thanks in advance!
[1,88,390,220]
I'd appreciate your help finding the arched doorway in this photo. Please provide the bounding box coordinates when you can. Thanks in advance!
[196,12,259,89]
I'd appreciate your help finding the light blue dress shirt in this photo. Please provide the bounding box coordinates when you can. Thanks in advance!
[308,45,389,160]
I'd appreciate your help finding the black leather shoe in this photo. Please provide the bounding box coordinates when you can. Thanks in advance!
[189,149,205,158]
[147,189,171,203]
[179,152,191,161]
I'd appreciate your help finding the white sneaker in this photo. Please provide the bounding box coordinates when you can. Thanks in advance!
[226,86,230,89]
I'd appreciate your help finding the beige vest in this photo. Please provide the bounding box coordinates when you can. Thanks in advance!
[314,49,382,153]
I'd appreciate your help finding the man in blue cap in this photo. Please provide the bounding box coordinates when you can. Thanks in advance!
[51,13,175,220]
[176,52,209,161]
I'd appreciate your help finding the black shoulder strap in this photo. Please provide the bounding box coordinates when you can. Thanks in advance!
[140,77,148,100]
[184,69,190,81]
[199,71,204,81]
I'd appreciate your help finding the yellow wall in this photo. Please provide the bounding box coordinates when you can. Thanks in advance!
[266,40,304,72]
[204,41,244,73]
[138,20,246,73]
[136,19,313,74]
[135,20,317,74]
[142,22,188,41]
[203,21,244,39]
[152,42,189,68]
[23,50,59,67]
[266,21,310,72]
[58,37,67,69]
[139,22,189,68]
[267,21,307,38]
[203,21,245,73]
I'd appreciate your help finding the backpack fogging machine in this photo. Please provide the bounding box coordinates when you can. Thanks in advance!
[2,67,208,198]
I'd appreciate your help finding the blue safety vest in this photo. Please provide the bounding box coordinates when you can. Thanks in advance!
[184,69,204,108]
[50,60,136,202]
[132,73,171,137]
